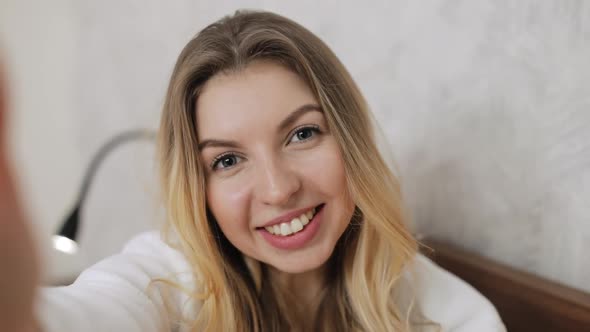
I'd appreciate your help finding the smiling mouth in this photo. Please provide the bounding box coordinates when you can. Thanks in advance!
[259,204,325,237]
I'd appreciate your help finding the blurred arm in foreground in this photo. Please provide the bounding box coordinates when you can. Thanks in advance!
[0,62,41,332]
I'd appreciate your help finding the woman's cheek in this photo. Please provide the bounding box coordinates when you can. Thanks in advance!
[207,176,251,229]
[306,141,346,185]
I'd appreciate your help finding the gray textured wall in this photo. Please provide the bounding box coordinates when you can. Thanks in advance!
[2,1,589,292]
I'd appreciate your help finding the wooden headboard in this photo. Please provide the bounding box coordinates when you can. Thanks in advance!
[421,238,590,332]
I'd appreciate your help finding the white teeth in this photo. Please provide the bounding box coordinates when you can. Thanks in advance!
[300,214,309,226]
[280,223,292,236]
[264,207,318,237]
[291,218,303,232]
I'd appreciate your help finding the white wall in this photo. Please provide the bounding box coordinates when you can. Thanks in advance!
[2,0,589,292]
[0,0,81,252]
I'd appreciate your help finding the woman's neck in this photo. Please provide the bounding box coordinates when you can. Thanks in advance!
[266,263,329,328]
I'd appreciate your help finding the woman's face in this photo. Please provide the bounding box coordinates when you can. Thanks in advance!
[196,61,355,274]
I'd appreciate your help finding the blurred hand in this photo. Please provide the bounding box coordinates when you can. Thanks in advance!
[0,64,40,331]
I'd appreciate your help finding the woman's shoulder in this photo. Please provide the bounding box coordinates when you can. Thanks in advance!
[121,233,506,331]
[37,230,200,332]
[81,230,196,287]
[401,253,507,331]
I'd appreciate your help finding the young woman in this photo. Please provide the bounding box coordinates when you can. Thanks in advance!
[0,10,505,332]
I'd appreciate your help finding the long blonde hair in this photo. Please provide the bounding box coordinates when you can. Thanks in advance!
[157,10,420,331]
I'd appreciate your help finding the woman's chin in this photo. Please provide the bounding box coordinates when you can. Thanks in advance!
[269,262,323,275]
[264,250,332,275]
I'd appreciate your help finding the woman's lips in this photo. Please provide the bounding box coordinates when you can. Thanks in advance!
[258,204,324,250]
[257,204,317,230]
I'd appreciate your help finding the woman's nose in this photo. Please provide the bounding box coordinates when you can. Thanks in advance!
[256,157,301,206]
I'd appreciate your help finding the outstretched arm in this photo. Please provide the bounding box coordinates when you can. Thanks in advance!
[37,231,200,332]
[0,61,200,332]
[0,62,41,332]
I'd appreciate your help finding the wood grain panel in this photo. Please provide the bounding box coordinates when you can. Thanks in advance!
[422,238,590,332]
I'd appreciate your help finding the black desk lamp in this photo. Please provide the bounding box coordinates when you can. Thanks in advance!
[52,129,157,254]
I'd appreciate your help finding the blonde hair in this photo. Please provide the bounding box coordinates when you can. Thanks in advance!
[157,10,421,331]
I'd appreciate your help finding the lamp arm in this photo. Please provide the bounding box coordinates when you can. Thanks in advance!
[56,129,157,241]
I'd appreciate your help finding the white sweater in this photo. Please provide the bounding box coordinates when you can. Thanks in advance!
[36,231,506,331]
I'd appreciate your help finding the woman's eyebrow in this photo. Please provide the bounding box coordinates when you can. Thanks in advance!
[198,104,322,152]
[277,103,322,133]
[198,138,241,151]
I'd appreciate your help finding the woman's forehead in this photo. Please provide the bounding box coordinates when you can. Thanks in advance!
[195,61,319,139]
